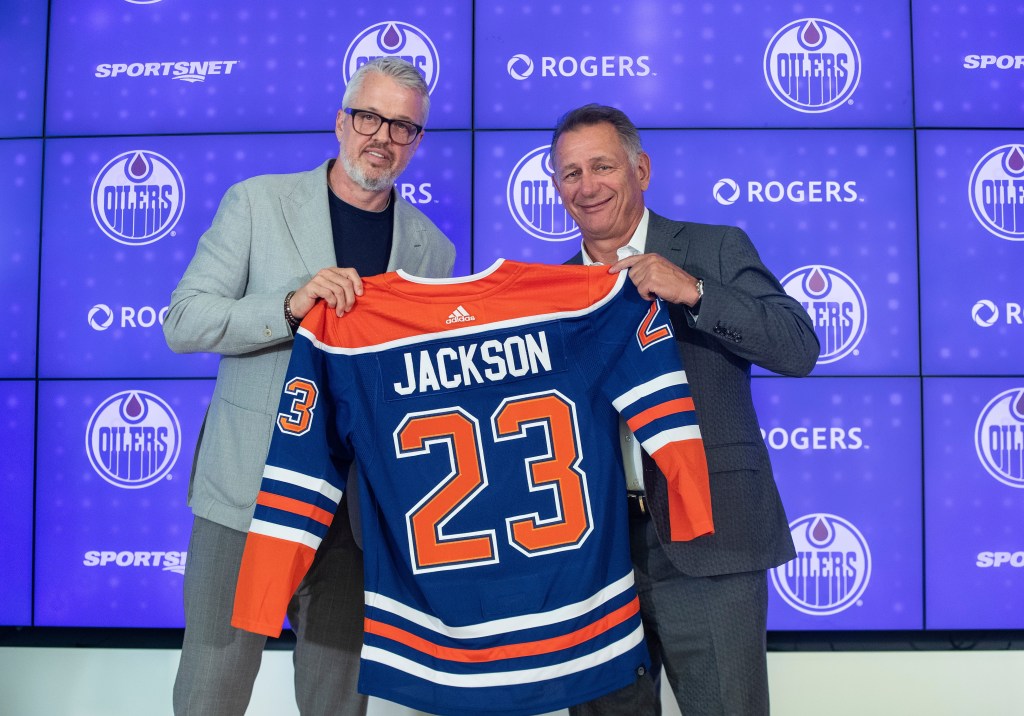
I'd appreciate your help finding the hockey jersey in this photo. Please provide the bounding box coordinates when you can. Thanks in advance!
[232,260,713,716]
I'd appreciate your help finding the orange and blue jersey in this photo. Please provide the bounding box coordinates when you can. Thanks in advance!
[232,259,712,716]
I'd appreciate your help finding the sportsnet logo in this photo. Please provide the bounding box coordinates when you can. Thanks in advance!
[772,513,872,616]
[446,306,476,324]
[968,145,1024,241]
[94,60,240,84]
[91,150,185,246]
[764,18,861,113]
[344,22,440,93]
[781,265,867,364]
[507,146,579,242]
[974,388,1024,488]
[83,550,187,575]
[85,390,181,489]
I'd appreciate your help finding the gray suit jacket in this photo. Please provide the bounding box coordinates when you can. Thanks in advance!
[570,210,819,576]
[164,160,456,533]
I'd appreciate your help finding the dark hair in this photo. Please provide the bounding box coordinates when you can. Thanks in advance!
[550,103,643,166]
[343,57,431,124]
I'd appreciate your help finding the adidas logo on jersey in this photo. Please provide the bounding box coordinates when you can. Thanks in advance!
[445,305,476,324]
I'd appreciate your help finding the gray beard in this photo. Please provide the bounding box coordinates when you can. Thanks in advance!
[342,155,397,192]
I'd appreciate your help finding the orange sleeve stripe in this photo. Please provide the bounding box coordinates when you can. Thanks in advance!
[649,442,714,542]
[256,491,334,527]
[364,596,640,664]
[232,534,316,638]
[625,398,695,433]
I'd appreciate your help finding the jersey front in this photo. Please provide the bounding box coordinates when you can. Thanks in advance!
[232,259,713,716]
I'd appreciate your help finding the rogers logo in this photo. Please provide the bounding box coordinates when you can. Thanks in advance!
[761,426,864,451]
[508,54,534,80]
[88,304,169,331]
[971,300,1022,327]
[713,177,858,205]
[505,54,652,79]
[712,179,740,205]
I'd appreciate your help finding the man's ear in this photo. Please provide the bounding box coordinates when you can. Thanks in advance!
[637,151,651,191]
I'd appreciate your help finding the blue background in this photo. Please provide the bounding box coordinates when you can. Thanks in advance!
[1,0,1022,631]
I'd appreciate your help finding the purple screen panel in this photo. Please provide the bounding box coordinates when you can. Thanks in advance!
[641,129,919,377]
[913,3,1024,128]
[924,378,1024,630]
[472,131,582,271]
[39,131,470,378]
[0,0,46,137]
[918,130,1024,376]
[757,376,923,630]
[0,381,34,626]
[34,379,212,627]
[0,139,41,378]
[475,1,911,128]
[47,0,472,135]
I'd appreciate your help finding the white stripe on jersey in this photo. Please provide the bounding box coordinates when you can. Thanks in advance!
[360,623,645,688]
[263,464,343,505]
[641,425,703,454]
[364,570,636,640]
[249,519,323,551]
[611,371,688,412]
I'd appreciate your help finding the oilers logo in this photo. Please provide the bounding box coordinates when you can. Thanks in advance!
[764,18,861,113]
[91,150,185,246]
[344,22,439,93]
[85,390,181,489]
[782,265,866,364]
[968,145,1024,241]
[507,146,579,242]
[974,388,1024,488]
[772,513,872,616]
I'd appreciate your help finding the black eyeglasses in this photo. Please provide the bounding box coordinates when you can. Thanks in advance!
[344,108,423,145]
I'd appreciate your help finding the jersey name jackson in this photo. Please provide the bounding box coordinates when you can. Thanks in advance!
[232,260,713,716]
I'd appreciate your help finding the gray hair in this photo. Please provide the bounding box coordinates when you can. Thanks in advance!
[342,57,431,124]
[550,103,643,166]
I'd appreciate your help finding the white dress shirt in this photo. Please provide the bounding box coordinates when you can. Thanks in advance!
[580,209,650,492]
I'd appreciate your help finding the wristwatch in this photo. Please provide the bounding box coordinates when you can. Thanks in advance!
[694,278,704,308]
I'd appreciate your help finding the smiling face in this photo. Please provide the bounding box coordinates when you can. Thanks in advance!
[333,71,426,198]
[551,121,651,247]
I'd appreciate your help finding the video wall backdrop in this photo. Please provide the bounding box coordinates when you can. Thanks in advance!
[2,0,1022,633]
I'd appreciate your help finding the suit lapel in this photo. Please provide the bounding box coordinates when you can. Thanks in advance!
[645,210,690,266]
[387,196,425,272]
[282,160,336,275]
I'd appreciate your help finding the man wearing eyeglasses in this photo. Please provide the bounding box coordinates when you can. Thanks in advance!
[164,57,454,716]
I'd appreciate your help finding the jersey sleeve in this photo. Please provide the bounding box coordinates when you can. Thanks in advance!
[605,289,713,542]
[232,306,351,637]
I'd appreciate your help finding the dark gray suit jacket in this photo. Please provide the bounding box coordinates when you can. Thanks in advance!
[570,210,819,577]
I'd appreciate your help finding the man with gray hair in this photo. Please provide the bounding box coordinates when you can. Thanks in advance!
[549,103,819,715]
[164,57,454,715]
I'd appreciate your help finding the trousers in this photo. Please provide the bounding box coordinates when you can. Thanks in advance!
[570,511,770,716]
[173,507,368,716]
